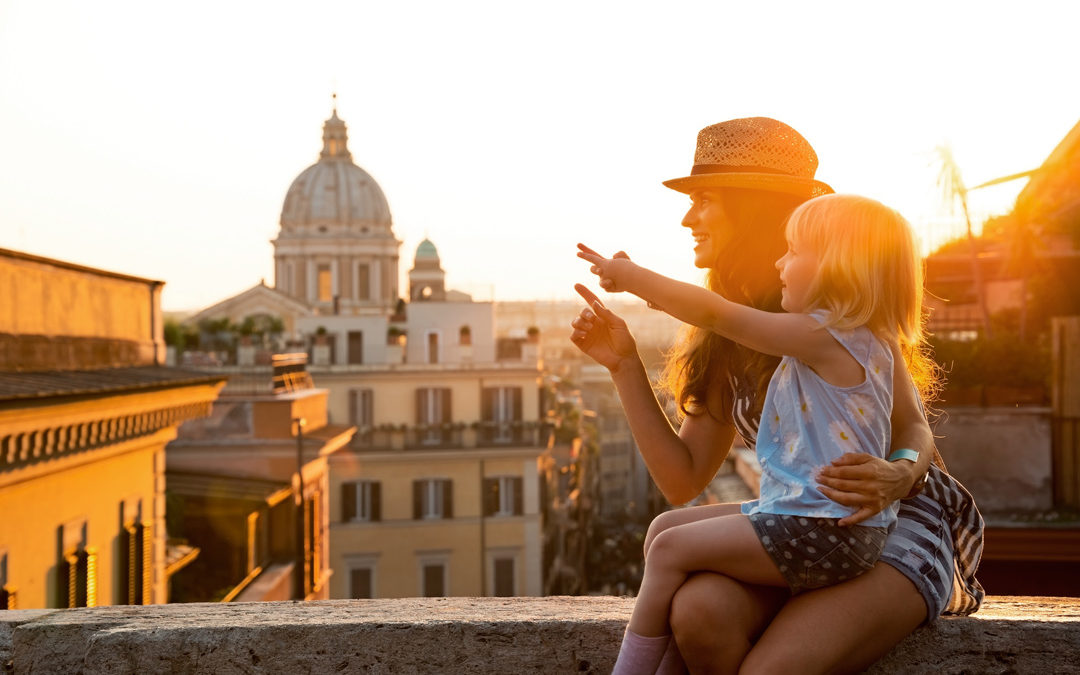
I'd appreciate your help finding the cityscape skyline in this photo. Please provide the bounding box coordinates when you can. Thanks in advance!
[2,1,1078,312]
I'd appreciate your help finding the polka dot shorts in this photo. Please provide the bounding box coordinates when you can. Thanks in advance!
[747,513,888,593]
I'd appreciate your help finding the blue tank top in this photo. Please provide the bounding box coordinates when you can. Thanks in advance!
[741,313,898,529]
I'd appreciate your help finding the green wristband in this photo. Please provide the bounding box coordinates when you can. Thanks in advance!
[888,448,919,463]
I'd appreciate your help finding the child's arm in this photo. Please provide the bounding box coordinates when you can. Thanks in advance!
[577,244,850,377]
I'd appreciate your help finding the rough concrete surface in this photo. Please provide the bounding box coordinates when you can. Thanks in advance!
[4,596,1079,674]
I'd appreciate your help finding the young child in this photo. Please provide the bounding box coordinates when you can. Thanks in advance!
[577,193,929,675]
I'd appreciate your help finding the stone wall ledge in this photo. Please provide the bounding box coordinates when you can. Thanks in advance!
[2,596,1078,674]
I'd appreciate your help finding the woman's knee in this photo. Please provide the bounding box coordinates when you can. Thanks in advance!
[670,573,789,674]
[643,511,682,558]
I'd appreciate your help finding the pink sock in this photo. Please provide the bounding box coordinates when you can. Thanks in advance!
[611,629,671,675]
[655,638,685,675]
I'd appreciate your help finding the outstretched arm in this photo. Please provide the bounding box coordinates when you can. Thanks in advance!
[577,243,850,382]
[570,284,735,504]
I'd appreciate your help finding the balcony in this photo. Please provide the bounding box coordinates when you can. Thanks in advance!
[2,596,1077,673]
[350,421,551,452]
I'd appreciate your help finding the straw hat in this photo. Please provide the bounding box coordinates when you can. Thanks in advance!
[663,117,833,197]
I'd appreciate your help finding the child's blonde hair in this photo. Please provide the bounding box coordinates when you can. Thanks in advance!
[786,193,939,400]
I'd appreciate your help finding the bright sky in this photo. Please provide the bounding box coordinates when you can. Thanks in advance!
[1,1,1077,311]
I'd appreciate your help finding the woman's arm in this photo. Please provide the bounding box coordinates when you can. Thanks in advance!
[816,339,934,526]
[571,284,735,504]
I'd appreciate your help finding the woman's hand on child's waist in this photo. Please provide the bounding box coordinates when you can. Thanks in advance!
[816,452,911,526]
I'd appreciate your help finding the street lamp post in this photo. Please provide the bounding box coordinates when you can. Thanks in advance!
[293,417,307,600]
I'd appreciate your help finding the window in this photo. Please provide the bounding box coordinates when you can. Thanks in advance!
[342,480,381,522]
[317,264,332,303]
[0,549,12,610]
[426,331,440,364]
[418,555,449,597]
[416,388,451,445]
[349,389,374,445]
[119,501,151,605]
[413,479,453,520]
[481,387,523,444]
[483,476,524,517]
[347,331,364,365]
[57,520,97,608]
[350,567,373,599]
[494,558,515,597]
[357,263,371,301]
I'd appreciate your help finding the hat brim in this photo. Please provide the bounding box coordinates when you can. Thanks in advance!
[662,172,833,198]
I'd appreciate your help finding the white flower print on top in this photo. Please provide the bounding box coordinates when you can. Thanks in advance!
[844,393,875,428]
[780,432,801,466]
[799,396,814,423]
[828,420,859,454]
[768,409,782,434]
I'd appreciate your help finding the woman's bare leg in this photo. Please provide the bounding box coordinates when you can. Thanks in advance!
[644,503,744,558]
[740,562,927,675]
[670,573,788,675]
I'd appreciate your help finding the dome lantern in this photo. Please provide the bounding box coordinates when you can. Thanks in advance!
[320,108,351,161]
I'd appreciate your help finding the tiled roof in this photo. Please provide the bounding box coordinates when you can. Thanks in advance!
[0,366,226,402]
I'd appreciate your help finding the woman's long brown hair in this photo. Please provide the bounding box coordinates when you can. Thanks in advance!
[659,188,808,423]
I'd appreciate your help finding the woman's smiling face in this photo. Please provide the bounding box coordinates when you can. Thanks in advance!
[681,189,736,269]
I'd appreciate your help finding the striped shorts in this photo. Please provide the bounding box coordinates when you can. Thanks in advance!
[879,489,955,622]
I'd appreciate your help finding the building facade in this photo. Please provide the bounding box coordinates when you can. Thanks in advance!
[0,249,224,609]
[182,109,547,600]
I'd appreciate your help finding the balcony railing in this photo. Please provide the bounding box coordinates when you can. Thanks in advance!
[351,421,550,451]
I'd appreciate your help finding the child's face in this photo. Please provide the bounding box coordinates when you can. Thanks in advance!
[681,190,736,269]
[775,234,819,313]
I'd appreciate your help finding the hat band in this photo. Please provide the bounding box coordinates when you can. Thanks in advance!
[690,163,810,179]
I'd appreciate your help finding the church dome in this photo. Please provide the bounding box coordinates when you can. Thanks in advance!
[415,238,439,261]
[279,110,392,234]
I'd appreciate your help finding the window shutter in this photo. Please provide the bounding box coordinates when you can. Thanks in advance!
[87,546,100,607]
[73,550,88,608]
[512,387,524,442]
[442,479,453,519]
[362,390,373,427]
[120,525,135,604]
[413,480,423,519]
[59,552,76,608]
[416,389,425,425]
[342,482,357,522]
[481,388,494,422]
[371,482,382,522]
[131,525,143,604]
[512,388,523,420]
[140,524,152,605]
[441,388,452,443]
[513,477,524,515]
[483,478,496,516]
[349,390,359,426]
[0,585,14,610]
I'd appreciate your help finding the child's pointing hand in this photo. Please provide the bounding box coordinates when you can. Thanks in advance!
[576,243,638,294]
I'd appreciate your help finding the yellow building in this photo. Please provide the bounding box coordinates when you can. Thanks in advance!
[0,248,224,609]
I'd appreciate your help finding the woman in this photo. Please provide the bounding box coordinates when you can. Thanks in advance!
[570,117,983,674]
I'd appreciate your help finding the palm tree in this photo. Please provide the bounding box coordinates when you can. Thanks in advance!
[936,145,993,338]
